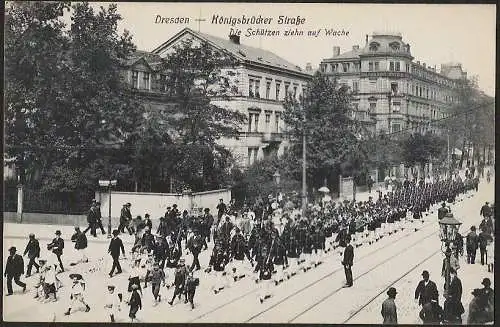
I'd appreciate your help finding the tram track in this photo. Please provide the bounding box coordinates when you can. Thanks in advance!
[191,215,439,322]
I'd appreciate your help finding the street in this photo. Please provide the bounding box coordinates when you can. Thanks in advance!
[2,179,494,323]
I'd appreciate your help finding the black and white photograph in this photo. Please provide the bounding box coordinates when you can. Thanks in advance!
[3,2,496,324]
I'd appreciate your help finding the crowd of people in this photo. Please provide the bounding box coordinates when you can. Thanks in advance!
[4,168,494,323]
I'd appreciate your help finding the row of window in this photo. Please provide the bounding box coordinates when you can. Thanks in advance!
[248,78,303,101]
[248,111,281,133]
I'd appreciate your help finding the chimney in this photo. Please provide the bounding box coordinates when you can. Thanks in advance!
[365,34,369,45]
[229,34,240,45]
[352,45,359,51]
[333,46,340,57]
[305,62,312,72]
[406,44,411,52]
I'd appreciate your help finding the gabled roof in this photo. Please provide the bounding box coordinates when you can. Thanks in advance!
[122,50,162,70]
[152,28,311,77]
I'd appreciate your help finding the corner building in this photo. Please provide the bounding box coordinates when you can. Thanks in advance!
[319,32,467,136]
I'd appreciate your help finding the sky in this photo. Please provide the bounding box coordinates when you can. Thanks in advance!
[73,3,495,96]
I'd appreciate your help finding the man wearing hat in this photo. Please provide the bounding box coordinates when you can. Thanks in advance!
[420,297,444,324]
[437,202,448,220]
[5,246,26,296]
[23,233,41,277]
[47,230,65,272]
[108,229,126,278]
[84,201,98,237]
[202,208,214,244]
[466,225,479,264]
[186,228,204,271]
[443,267,464,323]
[230,227,253,282]
[480,278,494,322]
[64,274,90,315]
[341,235,354,287]
[119,203,133,235]
[381,287,398,324]
[127,284,142,322]
[468,288,488,324]
[104,285,122,322]
[414,270,438,306]
[70,226,88,266]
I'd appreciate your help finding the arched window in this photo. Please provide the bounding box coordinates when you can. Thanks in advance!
[389,42,400,51]
[369,42,380,51]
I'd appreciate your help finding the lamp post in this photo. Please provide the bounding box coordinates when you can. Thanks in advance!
[273,170,281,204]
[438,212,462,297]
[99,177,118,239]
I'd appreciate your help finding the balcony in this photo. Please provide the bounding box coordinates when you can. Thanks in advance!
[263,132,283,143]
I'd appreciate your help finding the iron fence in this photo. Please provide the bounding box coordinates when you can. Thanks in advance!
[22,188,94,215]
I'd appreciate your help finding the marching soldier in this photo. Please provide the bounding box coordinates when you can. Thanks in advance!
[186,228,204,271]
[70,227,88,266]
[184,270,199,309]
[230,227,253,282]
[208,241,230,294]
[144,262,166,305]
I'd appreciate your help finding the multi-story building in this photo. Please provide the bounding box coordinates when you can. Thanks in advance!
[319,32,467,136]
[121,28,312,168]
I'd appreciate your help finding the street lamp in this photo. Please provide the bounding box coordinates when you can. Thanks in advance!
[438,212,462,297]
[99,178,118,238]
[273,170,281,203]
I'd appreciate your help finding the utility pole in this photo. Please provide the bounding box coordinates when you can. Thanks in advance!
[301,101,307,216]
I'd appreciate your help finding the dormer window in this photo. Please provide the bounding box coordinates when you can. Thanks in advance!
[369,42,380,51]
[389,42,400,51]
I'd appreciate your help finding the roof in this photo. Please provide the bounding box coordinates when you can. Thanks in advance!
[324,49,362,61]
[123,50,162,69]
[152,28,310,76]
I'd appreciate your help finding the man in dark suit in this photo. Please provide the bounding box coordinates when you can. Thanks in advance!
[95,202,106,235]
[84,202,98,237]
[437,203,448,220]
[342,235,354,287]
[444,267,464,323]
[414,270,438,306]
[23,233,40,277]
[48,230,65,272]
[119,203,133,235]
[108,229,126,277]
[5,247,26,295]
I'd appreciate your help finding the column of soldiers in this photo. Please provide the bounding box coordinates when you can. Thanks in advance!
[7,172,477,321]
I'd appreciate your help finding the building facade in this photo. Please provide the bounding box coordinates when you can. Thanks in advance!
[121,28,312,168]
[319,32,467,136]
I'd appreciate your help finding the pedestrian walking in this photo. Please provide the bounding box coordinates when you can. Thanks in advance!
[5,247,27,296]
[342,235,354,287]
[217,198,227,223]
[466,226,478,264]
[381,287,398,324]
[144,262,166,305]
[485,237,494,273]
[83,202,98,237]
[186,229,204,271]
[127,284,142,322]
[47,230,65,272]
[414,270,438,306]
[64,274,90,315]
[419,298,444,324]
[184,269,199,309]
[95,202,106,235]
[443,268,464,323]
[108,230,126,277]
[478,229,492,266]
[119,203,134,235]
[70,227,88,266]
[104,285,122,323]
[168,258,188,305]
[23,233,40,277]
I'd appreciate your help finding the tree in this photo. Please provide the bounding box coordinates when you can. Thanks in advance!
[442,77,495,168]
[282,72,365,192]
[5,2,144,192]
[399,132,446,170]
[158,38,246,191]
